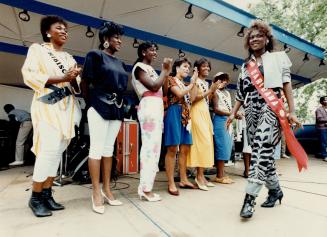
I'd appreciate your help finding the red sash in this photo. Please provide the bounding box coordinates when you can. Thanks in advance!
[247,61,308,172]
[142,91,163,98]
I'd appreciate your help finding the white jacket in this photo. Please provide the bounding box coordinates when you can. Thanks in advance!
[260,51,292,88]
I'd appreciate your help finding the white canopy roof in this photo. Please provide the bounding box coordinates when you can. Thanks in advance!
[0,0,326,90]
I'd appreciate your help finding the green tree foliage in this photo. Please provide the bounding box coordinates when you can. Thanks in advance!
[250,0,327,51]
[250,0,327,123]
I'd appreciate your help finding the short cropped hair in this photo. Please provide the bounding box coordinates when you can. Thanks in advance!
[3,104,15,113]
[40,15,67,42]
[320,96,327,104]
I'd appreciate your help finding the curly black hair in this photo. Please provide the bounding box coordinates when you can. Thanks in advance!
[244,20,275,58]
[40,15,67,42]
[99,21,124,50]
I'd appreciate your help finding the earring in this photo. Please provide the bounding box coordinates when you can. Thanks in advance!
[47,33,51,38]
[103,41,110,49]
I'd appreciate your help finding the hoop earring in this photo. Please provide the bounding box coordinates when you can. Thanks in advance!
[103,41,110,49]
[47,33,51,38]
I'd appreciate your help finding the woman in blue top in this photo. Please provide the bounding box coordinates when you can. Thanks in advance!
[82,22,128,214]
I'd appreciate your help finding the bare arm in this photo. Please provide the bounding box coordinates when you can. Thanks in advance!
[283,82,302,129]
[283,82,295,113]
[170,82,195,99]
[193,82,217,103]
[135,69,168,92]
[135,58,173,92]
[80,79,89,105]
[189,83,197,102]
[226,100,242,128]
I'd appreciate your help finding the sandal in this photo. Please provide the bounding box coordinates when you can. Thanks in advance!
[214,177,234,184]
[179,182,197,189]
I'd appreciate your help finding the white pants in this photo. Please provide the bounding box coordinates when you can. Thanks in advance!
[33,121,67,182]
[87,107,121,159]
[15,121,32,161]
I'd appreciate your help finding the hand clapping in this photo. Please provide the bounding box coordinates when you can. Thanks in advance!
[64,64,81,82]
[162,58,173,75]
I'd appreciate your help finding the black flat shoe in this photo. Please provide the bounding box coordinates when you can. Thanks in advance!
[42,188,65,211]
[29,192,52,217]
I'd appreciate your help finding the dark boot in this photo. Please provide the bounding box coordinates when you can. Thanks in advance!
[28,191,52,217]
[240,194,256,218]
[42,188,65,211]
[261,187,283,208]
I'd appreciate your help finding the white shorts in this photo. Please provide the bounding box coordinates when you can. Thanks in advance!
[87,107,121,159]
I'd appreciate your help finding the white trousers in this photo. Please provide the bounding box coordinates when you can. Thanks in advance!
[33,121,67,182]
[87,107,121,159]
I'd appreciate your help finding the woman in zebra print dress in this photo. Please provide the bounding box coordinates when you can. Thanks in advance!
[226,20,301,219]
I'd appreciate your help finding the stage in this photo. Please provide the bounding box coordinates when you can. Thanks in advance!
[0,157,326,237]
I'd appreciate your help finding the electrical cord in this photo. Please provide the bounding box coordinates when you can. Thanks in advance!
[77,180,130,191]
[122,175,168,183]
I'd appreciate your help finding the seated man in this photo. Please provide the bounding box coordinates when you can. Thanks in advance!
[315,96,327,162]
[3,104,32,166]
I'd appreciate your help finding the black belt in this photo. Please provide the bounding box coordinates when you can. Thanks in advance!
[38,85,72,104]
[97,92,123,108]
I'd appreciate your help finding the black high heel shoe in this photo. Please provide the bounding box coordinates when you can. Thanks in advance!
[261,188,283,208]
[240,194,256,218]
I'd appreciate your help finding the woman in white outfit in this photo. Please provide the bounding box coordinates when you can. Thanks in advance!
[22,15,82,217]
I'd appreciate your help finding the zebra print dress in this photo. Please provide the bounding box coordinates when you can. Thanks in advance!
[236,63,281,185]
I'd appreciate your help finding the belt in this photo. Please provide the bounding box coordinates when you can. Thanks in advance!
[142,91,163,98]
[38,86,72,104]
[97,92,123,108]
